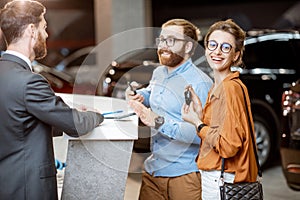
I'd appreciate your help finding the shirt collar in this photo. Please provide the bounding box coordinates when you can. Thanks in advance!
[4,50,32,71]
[163,58,193,77]
[211,71,240,99]
[225,71,240,81]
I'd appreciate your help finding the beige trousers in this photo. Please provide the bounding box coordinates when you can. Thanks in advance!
[139,171,202,200]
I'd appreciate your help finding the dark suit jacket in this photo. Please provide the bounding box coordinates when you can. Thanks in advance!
[0,54,104,200]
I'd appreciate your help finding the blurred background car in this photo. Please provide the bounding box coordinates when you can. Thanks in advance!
[101,48,159,98]
[239,30,300,168]
[40,46,159,98]
[53,46,100,95]
[280,79,300,191]
[32,61,74,94]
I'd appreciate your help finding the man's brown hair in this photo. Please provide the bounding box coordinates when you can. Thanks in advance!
[162,18,201,55]
[0,0,45,45]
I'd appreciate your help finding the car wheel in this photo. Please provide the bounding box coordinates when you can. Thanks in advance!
[253,115,273,168]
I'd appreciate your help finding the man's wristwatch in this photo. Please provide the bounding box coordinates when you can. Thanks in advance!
[154,116,164,129]
[197,123,207,132]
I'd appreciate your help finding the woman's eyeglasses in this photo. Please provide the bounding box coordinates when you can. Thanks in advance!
[207,40,233,53]
[156,37,186,47]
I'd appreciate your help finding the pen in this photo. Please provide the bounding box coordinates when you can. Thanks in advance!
[102,110,124,116]
[104,112,136,119]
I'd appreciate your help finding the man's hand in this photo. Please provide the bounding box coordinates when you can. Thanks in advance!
[125,81,144,102]
[128,100,158,127]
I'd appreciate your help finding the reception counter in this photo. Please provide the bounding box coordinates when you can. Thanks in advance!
[56,93,138,200]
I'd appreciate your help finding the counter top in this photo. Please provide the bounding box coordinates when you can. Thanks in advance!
[56,93,138,140]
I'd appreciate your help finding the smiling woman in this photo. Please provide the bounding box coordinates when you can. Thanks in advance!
[181,19,260,200]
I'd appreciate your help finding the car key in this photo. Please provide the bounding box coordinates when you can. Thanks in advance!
[128,81,137,95]
[184,89,192,106]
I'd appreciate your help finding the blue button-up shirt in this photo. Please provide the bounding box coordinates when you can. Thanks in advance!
[138,59,213,177]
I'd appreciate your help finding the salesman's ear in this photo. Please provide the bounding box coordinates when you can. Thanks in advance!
[24,24,37,39]
[185,41,193,54]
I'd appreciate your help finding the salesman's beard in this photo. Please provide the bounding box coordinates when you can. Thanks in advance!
[33,32,47,60]
[157,48,185,68]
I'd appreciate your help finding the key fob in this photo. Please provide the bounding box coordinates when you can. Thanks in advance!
[128,82,137,95]
[184,90,192,105]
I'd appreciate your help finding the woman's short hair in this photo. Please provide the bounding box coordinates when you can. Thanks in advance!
[204,19,246,67]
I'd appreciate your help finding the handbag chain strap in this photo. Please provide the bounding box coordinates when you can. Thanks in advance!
[220,79,262,183]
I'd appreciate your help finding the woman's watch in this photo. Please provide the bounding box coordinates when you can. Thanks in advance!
[154,116,164,129]
[197,123,207,132]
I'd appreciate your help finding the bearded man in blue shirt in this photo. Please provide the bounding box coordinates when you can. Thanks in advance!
[127,19,212,200]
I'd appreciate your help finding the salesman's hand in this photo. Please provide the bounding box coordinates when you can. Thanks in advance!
[128,100,158,127]
[73,104,101,113]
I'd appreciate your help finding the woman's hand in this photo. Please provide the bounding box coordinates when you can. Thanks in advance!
[188,85,203,120]
[182,101,202,127]
[181,86,203,127]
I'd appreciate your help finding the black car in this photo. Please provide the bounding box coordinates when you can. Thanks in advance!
[101,48,159,98]
[32,61,75,94]
[240,30,300,168]
[280,79,300,191]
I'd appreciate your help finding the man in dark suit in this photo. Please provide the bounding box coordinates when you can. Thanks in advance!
[0,1,104,199]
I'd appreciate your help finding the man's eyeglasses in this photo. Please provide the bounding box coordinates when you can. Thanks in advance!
[155,37,186,47]
[206,40,233,53]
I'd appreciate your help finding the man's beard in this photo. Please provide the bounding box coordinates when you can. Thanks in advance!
[33,32,47,60]
[157,48,185,68]
[0,31,6,51]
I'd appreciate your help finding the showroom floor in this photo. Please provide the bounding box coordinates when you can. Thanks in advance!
[54,137,299,200]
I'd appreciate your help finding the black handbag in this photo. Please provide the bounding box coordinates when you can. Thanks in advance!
[219,82,263,200]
